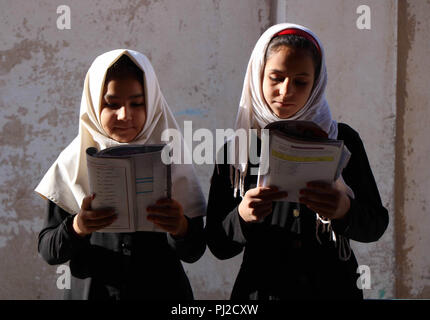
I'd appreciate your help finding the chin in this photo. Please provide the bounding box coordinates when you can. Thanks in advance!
[110,130,139,143]
[271,106,301,119]
[278,113,294,119]
[272,108,293,119]
[111,135,135,143]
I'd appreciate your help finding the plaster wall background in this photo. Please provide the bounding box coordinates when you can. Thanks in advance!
[0,0,428,299]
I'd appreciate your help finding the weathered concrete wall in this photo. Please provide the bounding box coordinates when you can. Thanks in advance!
[0,0,428,300]
[396,0,430,299]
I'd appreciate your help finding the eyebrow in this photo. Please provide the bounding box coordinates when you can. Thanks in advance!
[269,69,311,76]
[104,94,145,99]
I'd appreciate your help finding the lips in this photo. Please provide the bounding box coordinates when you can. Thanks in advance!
[114,127,134,130]
[274,101,295,107]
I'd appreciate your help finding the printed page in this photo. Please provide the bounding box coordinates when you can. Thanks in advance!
[86,154,135,232]
[259,133,342,203]
[335,145,352,180]
[133,152,169,232]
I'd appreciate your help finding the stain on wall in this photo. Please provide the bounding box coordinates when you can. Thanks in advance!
[395,0,411,299]
[396,0,430,299]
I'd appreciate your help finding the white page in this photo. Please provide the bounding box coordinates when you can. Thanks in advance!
[87,155,135,232]
[335,145,352,180]
[134,152,167,232]
[260,133,342,202]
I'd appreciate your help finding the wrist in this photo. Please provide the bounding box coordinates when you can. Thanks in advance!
[72,215,88,238]
[238,202,247,222]
[171,216,189,238]
[335,195,351,220]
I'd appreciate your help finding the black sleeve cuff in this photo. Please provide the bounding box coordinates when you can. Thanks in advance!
[63,214,92,247]
[168,216,192,243]
[331,196,353,235]
[220,206,249,245]
[167,215,205,263]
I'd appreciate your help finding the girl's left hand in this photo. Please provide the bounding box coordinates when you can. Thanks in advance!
[299,180,351,220]
[147,198,188,238]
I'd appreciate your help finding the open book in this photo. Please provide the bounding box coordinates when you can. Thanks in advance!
[257,121,351,202]
[86,144,171,232]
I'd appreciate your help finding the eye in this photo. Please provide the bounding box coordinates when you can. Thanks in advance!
[131,103,145,107]
[295,80,308,86]
[269,76,284,83]
[105,103,119,109]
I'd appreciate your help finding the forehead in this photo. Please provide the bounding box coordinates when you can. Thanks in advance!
[104,77,144,96]
[265,46,315,75]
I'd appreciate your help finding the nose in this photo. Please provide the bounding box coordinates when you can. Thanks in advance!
[117,105,132,121]
[279,77,292,98]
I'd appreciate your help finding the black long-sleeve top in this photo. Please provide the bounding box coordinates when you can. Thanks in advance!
[38,201,206,300]
[205,123,389,300]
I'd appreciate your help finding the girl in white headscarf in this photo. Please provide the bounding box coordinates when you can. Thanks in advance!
[36,49,206,300]
[206,23,388,300]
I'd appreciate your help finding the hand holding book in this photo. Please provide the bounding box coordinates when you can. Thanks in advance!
[147,198,189,237]
[238,186,287,223]
[299,180,351,221]
[72,193,118,237]
[86,144,172,232]
[257,120,352,203]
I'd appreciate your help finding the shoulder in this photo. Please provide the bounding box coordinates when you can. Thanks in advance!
[337,122,360,139]
[337,122,364,148]
[215,140,233,166]
[211,141,234,183]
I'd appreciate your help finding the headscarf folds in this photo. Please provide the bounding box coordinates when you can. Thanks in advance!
[230,23,354,260]
[35,49,206,218]
[231,23,352,198]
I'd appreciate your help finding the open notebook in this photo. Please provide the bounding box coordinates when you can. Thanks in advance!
[86,144,171,232]
[257,121,351,202]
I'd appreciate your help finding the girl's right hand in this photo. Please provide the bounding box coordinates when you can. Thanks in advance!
[238,187,287,223]
[72,194,117,237]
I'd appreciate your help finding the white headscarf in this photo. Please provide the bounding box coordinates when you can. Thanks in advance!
[232,24,354,260]
[231,23,352,198]
[35,49,206,218]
